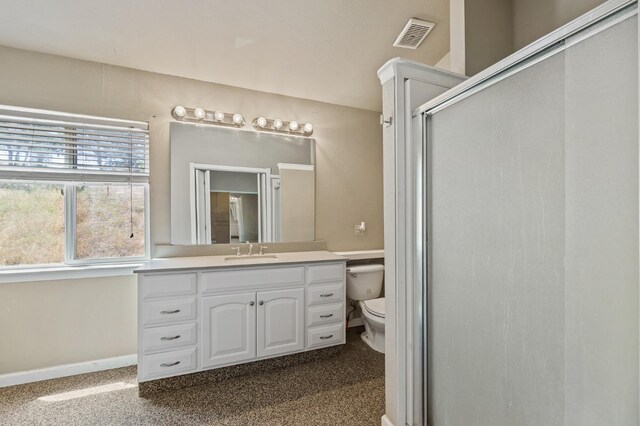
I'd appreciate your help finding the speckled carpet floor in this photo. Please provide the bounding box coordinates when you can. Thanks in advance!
[0,327,385,425]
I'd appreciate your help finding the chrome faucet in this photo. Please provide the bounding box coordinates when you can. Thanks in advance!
[259,246,268,255]
[230,246,241,256]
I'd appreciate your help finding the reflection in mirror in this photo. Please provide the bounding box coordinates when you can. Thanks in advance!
[170,123,315,245]
[192,165,268,244]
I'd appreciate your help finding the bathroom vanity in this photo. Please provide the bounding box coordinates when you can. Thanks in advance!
[135,251,346,383]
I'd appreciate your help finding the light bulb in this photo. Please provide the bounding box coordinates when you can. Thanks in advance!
[289,121,299,131]
[303,122,313,133]
[214,111,225,122]
[232,113,244,125]
[173,105,187,118]
[194,107,206,119]
[256,117,267,128]
[273,119,283,130]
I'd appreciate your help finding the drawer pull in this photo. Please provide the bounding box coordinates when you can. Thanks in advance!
[320,314,334,318]
[249,301,255,306]
[320,293,334,298]
[160,335,181,341]
[160,361,181,367]
[319,334,334,340]
[160,309,181,315]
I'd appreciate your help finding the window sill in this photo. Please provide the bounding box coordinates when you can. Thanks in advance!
[0,263,144,284]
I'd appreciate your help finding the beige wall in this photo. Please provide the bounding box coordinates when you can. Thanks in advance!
[0,45,383,374]
[513,0,607,49]
[465,0,514,75]
[0,276,137,374]
[455,0,608,76]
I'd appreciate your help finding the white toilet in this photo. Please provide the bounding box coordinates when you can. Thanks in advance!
[346,264,385,353]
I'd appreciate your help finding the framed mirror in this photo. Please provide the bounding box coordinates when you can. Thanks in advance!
[170,123,315,245]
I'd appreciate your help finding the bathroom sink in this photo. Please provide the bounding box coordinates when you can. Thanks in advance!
[224,255,279,265]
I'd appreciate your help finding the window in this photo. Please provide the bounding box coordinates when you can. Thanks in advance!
[0,105,149,269]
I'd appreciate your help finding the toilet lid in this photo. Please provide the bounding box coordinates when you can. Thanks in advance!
[363,298,385,318]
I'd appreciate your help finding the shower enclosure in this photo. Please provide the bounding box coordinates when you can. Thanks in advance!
[378,0,640,426]
[410,0,639,424]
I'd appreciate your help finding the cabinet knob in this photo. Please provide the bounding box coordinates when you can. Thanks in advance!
[259,301,264,306]
[249,301,255,306]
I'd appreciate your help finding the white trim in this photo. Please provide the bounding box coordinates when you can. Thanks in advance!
[277,163,315,171]
[192,163,271,174]
[0,263,141,284]
[333,249,385,260]
[378,58,466,426]
[0,104,148,129]
[381,414,395,426]
[0,354,137,388]
[377,57,466,85]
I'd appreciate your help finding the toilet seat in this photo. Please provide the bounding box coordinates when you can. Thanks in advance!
[363,297,385,318]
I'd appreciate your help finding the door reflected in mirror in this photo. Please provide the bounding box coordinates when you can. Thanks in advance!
[171,123,315,245]
[211,193,259,244]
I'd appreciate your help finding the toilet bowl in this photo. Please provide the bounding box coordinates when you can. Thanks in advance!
[359,297,385,353]
[346,264,385,354]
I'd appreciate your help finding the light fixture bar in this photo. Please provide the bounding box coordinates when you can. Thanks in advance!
[171,106,245,128]
[252,117,313,137]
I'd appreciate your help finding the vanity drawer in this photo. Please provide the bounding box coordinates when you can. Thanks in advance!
[142,297,196,326]
[307,283,344,306]
[307,323,344,349]
[142,322,197,354]
[140,347,197,380]
[307,303,344,327]
[307,263,345,285]
[201,266,305,294]
[141,273,197,300]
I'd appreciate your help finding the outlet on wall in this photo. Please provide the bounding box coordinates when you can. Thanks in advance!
[354,222,366,236]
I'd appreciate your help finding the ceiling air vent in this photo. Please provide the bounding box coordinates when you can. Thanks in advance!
[393,18,436,49]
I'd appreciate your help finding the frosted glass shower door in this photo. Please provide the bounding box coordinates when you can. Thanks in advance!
[428,51,566,426]
[425,11,638,426]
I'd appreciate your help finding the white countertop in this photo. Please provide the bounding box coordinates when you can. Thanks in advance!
[332,249,384,261]
[135,250,346,273]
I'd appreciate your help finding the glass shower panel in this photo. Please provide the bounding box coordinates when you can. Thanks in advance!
[427,51,567,425]
[563,15,638,425]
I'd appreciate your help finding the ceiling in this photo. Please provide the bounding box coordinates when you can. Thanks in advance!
[0,0,449,112]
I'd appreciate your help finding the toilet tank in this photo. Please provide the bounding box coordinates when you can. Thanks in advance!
[346,264,384,301]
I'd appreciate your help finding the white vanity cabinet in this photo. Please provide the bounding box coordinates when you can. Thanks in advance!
[256,288,305,358]
[201,292,256,368]
[136,254,346,383]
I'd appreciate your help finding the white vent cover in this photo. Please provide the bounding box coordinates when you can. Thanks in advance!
[393,18,436,49]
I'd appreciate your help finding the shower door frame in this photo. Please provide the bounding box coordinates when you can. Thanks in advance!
[408,0,639,423]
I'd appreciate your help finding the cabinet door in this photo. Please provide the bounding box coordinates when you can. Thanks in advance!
[201,293,256,368]
[257,288,304,358]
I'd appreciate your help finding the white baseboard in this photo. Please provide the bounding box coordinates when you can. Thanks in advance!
[381,414,395,426]
[0,354,137,388]
[348,317,364,328]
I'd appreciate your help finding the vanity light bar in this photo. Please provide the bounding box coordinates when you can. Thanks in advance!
[252,117,313,137]
[171,105,245,128]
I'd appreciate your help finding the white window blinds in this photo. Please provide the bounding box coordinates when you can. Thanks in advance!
[0,105,149,182]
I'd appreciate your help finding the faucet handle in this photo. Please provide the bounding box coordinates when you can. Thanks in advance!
[248,243,254,256]
[259,246,268,255]
[230,246,241,256]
